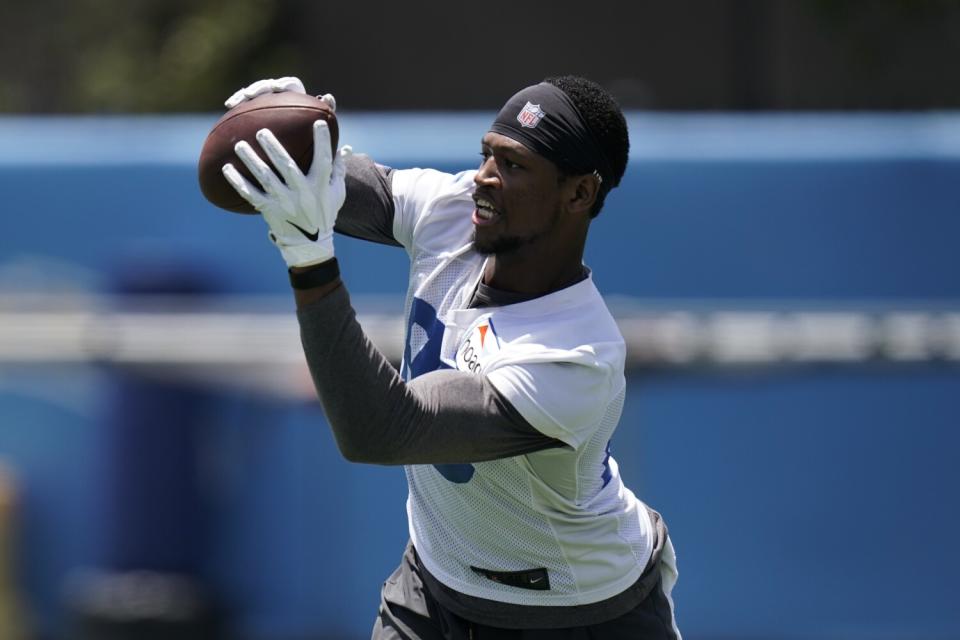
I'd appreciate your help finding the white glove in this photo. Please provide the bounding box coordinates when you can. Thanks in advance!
[221,120,352,268]
[224,76,337,112]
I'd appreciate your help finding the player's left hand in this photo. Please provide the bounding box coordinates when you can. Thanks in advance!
[224,76,337,113]
[221,120,352,267]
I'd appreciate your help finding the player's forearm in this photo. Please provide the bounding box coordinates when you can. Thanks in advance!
[295,285,560,465]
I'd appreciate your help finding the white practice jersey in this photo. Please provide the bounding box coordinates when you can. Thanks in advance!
[391,167,653,607]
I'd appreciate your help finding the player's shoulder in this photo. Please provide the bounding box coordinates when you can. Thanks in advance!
[391,167,477,204]
[391,167,477,253]
[479,281,626,446]
[486,275,625,370]
[505,274,621,341]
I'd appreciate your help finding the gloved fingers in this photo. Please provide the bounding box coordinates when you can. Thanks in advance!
[233,139,285,195]
[331,145,352,186]
[273,76,306,94]
[310,120,335,183]
[224,86,251,109]
[222,163,268,211]
[255,128,306,190]
[318,93,337,112]
[224,76,306,109]
[225,78,277,109]
[326,146,351,210]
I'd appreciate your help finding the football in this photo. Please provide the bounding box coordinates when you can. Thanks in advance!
[197,91,338,214]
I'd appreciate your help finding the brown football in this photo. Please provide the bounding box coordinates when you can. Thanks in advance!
[197,91,338,214]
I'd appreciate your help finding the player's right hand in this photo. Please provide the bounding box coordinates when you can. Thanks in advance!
[224,77,337,113]
[222,120,351,268]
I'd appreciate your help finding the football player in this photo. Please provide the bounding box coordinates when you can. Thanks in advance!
[223,75,681,639]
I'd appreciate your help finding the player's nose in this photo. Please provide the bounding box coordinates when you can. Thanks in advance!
[474,156,500,188]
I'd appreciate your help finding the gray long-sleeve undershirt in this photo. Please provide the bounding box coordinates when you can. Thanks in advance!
[298,286,562,464]
[300,154,562,465]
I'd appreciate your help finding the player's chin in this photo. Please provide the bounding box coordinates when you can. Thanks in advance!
[471,229,497,256]
[471,230,525,256]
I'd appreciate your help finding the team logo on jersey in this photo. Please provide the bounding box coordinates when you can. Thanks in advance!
[517,102,546,128]
[457,317,500,374]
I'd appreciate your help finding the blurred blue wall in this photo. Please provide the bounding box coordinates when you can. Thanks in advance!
[0,113,958,639]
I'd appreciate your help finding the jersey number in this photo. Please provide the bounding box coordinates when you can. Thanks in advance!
[403,297,475,483]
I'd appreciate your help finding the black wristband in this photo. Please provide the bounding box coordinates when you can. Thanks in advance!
[288,258,340,290]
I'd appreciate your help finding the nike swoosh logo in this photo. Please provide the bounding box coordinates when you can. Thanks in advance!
[287,221,320,242]
[529,577,543,583]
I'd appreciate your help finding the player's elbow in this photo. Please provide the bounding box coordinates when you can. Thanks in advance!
[334,433,397,465]
[338,444,375,464]
[335,435,372,463]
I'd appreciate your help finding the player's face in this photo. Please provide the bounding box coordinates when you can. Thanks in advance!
[472,133,568,256]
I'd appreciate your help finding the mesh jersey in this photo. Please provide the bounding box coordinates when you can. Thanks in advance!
[391,167,653,607]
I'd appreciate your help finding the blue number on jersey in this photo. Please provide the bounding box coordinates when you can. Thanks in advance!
[402,297,451,380]
[601,440,613,488]
[403,297,475,483]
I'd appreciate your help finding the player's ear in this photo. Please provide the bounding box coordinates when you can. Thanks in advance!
[565,173,601,218]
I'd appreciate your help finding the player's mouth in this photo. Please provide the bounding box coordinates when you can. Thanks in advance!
[472,196,501,226]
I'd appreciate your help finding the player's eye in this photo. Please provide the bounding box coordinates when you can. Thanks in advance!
[479,149,522,171]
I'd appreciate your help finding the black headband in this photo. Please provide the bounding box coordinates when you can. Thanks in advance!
[489,82,612,184]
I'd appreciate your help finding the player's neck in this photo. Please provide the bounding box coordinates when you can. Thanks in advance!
[482,249,586,296]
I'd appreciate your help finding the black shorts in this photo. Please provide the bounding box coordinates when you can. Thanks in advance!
[371,543,680,640]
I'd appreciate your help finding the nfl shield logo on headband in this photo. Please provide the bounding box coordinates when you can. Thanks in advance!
[517,102,546,128]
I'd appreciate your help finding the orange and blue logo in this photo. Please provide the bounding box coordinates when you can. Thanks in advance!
[478,324,490,348]
[458,317,500,374]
